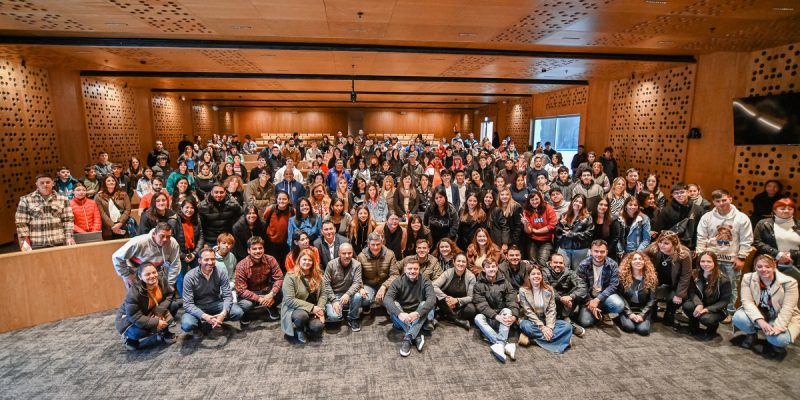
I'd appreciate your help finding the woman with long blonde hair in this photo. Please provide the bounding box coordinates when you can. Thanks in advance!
[616,251,658,336]
[488,187,522,255]
[280,248,327,344]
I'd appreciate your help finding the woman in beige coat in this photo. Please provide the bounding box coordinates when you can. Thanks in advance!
[732,254,800,357]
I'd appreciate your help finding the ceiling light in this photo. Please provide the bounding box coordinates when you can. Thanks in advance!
[180,96,186,101]
[773,7,794,12]
[562,37,581,40]
[212,105,219,111]
[350,28,368,33]
[105,22,128,27]
[458,33,477,37]
[231,25,252,30]
[657,41,674,45]
[259,54,277,57]
[644,0,668,4]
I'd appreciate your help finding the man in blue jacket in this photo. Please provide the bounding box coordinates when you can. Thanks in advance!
[575,240,624,328]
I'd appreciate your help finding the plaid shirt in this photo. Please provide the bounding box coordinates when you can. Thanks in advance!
[15,190,74,248]
[234,255,284,301]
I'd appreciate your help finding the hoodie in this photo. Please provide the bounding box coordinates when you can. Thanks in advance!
[696,204,753,263]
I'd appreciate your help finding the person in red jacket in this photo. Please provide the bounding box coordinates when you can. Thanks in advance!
[521,191,557,266]
[264,191,295,272]
[70,183,102,233]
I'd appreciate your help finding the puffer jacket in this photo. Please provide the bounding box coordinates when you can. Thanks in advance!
[115,269,176,334]
[472,271,519,319]
[543,267,587,304]
[198,194,242,245]
[424,203,460,245]
[357,246,398,289]
[70,197,102,233]
[555,215,595,250]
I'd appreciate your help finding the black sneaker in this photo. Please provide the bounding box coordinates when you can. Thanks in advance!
[348,319,361,332]
[740,333,756,349]
[240,317,251,326]
[423,321,435,332]
[296,330,307,344]
[415,334,425,352]
[400,336,412,357]
[159,331,176,344]
[265,308,280,321]
[124,338,139,352]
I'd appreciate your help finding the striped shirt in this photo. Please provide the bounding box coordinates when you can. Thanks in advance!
[15,190,74,249]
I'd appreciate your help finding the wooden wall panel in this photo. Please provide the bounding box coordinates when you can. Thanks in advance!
[81,78,139,163]
[608,65,696,191]
[151,94,190,156]
[363,110,462,138]
[191,102,214,141]
[733,42,800,214]
[461,112,473,135]
[502,97,532,148]
[0,59,60,244]
[49,68,89,175]
[0,239,128,333]
[231,109,348,136]
[221,109,234,135]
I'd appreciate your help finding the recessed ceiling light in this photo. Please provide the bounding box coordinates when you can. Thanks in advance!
[657,40,674,45]
[350,28,368,33]
[259,54,277,57]
[562,37,581,40]
[231,25,252,30]
[105,22,128,27]
[644,0,667,4]
[430,58,446,61]
[773,7,794,12]
[458,32,477,37]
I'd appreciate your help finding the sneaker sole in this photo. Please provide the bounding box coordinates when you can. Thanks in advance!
[400,349,411,357]
[416,336,425,352]
[491,349,506,363]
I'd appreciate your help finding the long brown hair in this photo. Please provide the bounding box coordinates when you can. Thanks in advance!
[349,205,376,242]
[564,194,589,225]
[618,251,658,290]
[459,192,487,223]
[693,251,720,297]
[522,264,553,292]
[292,248,323,293]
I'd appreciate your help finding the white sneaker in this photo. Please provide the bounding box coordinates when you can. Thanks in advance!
[504,343,517,361]
[490,343,507,363]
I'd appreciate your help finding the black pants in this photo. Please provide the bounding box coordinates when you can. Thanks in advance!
[292,309,324,334]
[682,300,725,330]
[266,242,291,273]
[436,299,477,321]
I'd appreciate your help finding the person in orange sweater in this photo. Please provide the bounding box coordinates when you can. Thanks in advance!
[521,191,558,266]
[70,183,102,233]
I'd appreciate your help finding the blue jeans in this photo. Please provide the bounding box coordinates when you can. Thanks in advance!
[519,319,573,353]
[474,308,515,345]
[732,308,794,348]
[325,292,364,321]
[719,261,740,313]
[576,294,625,327]
[181,301,244,332]
[557,248,589,271]
[617,313,653,336]
[389,301,428,339]
[238,290,282,315]
[362,285,379,309]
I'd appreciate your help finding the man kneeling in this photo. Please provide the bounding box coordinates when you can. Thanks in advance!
[383,259,436,357]
[182,248,243,337]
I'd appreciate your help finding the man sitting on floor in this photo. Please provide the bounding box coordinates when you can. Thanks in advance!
[236,237,284,324]
[182,248,243,337]
[383,258,436,357]
[323,243,364,332]
[575,240,624,328]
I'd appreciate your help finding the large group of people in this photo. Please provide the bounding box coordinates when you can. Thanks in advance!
[14,130,799,360]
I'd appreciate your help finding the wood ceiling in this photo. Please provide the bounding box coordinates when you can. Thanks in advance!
[0,0,798,108]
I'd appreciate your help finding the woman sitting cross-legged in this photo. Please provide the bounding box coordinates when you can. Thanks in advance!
[518,264,574,353]
[432,253,476,330]
[732,254,800,359]
[115,263,179,351]
[280,248,327,344]
[616,251,658,336]
[682,251,732,340]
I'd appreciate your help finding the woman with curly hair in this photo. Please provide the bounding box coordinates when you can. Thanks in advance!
[616,251,658,336]
[309,182,332,219]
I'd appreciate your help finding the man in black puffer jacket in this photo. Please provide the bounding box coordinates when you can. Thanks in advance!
[198,184,242,247]
[473,259,520,363]
[655,183,705,250]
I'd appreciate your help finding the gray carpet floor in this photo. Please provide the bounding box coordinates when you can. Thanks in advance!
[0,309,797,400]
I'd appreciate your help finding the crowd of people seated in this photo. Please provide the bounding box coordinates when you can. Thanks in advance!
[14,130,799,360]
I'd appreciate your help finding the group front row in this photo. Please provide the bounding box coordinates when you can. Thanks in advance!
[114,223,799,361]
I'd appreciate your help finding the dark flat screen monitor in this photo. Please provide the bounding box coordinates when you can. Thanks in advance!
[732,92,800,146]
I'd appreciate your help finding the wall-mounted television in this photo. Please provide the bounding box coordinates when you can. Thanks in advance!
[732,92,800,146]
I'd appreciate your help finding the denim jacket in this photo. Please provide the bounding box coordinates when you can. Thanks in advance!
[622,214,651,253]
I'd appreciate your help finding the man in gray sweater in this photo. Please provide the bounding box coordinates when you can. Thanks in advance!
[181,248,243,336]
[383,259,436,357]
[323,243,364,332]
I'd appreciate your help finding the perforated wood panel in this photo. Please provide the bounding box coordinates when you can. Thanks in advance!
[733,42,800,214]
[200,50,262,73]
[490,1,612,44]
[461,112,472,134]
[608,65,695,191]
[0,0,94,31]
[544,86,588,110]
[503,97,532,148]
[81,78,138,162]
[151,94,187,155]
[222,110,234,135]
[191,103,213,140]
[107,0,213,34]
[0,59,60,243]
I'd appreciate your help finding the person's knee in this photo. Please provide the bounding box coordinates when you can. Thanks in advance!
[635,322,651,336]
[227,305,244,321]
[766,333,792,348]
[181,314,198,332]
[352,292,363,305]
[681,301,696,315]
[292,309,309,326]
[605,295,625,314]
[731,309,753,331]
[617,317,635,333]
[308,318,324,334]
